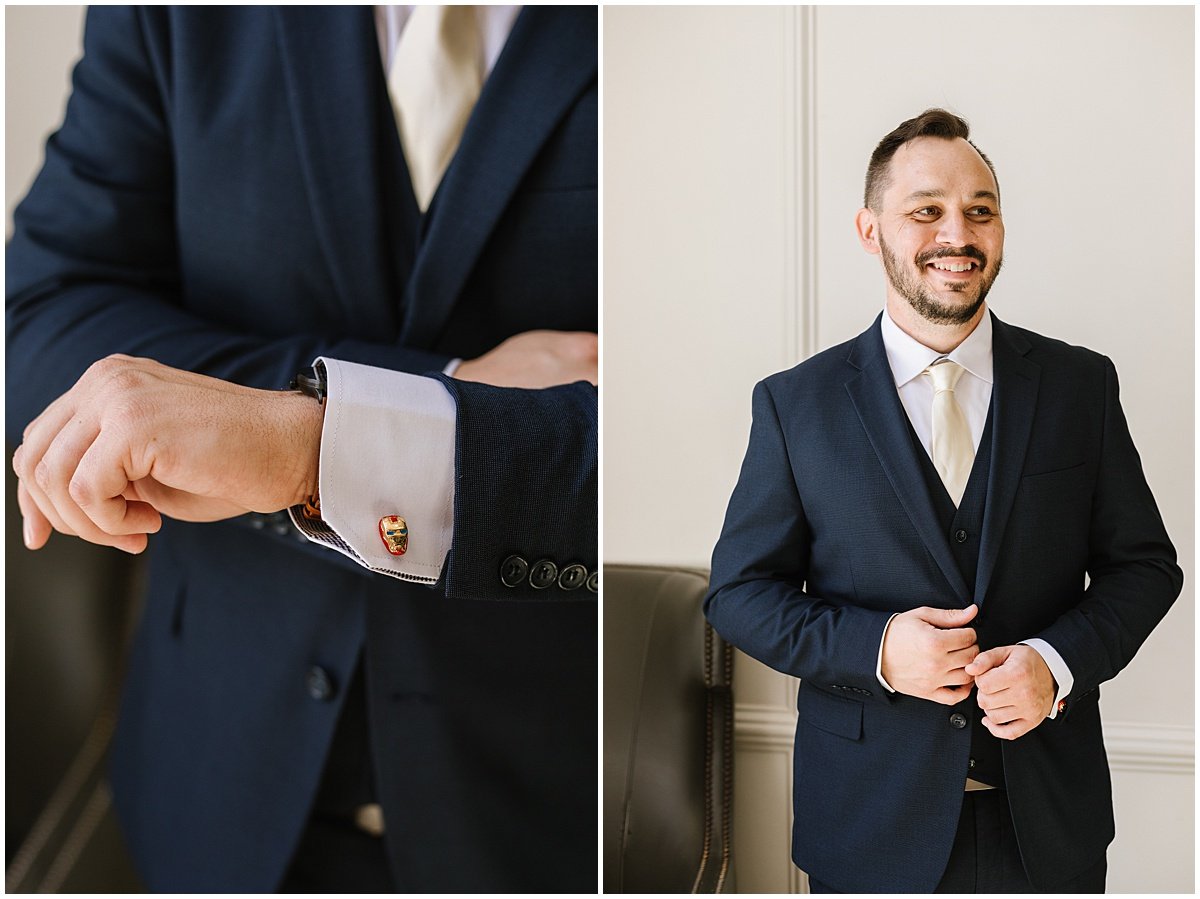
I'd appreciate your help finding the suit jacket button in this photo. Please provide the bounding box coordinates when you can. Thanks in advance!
[586,571,599,593]
[500,555,528,587]
[954,529,969,544]
[306,666,336,702]
[529,559,558,589]
[558,564,587,591]
[949,712,968,729]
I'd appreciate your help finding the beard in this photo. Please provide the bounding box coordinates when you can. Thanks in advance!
[879,233,1002,326]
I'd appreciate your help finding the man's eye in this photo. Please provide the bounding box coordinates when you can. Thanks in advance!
[968,207,995,218]
[912,207,939,219]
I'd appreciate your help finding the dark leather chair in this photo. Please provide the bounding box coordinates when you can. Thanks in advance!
[604,564,734,893]
[5,458,144,892]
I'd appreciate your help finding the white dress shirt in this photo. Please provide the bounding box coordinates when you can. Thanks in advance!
[374,6,521,78]
[289,8,520,582]
[874,306,1073,718]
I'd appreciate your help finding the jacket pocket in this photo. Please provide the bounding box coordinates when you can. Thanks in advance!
[1021,460,1086,482]
[798,682,864,741]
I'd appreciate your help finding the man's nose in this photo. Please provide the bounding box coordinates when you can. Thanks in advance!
[936,210,971,247]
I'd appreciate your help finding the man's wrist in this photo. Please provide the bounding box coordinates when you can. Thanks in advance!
[273,389,324,510]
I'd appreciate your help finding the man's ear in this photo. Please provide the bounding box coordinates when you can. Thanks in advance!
[855,207,880,256]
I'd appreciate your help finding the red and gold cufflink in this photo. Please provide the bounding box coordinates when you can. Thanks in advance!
[378,516,409,556]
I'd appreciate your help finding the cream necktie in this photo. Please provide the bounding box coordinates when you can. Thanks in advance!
[926,360,974,506]
[388,6,483,212]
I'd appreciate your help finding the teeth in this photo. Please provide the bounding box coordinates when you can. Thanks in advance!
[932,261,975,272]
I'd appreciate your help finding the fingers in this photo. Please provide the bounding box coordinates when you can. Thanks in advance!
[916,603,977,628]
[946,643,980,669]
[976,686,1015,714]
[913,605,978,653]
[965,644,1011,678]
[35,415,102,532]
[72,430,164,537]
[931,683,975,705]
[16,460,79,541]
[929,652,977,703]
[981,714,1035,741]
[938,668,975,689]
[16,479,55,550]
[933,626,978,654]
[14,417,154,554]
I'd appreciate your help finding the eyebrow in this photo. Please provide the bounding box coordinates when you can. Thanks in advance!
[903,189,999,204]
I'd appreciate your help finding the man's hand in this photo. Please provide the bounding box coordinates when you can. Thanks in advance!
[966,644,1057,740]
[13,355,322,554]
[454,330,597,388]
[880,604,980,705]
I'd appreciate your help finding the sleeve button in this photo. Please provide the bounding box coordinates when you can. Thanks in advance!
[500,555,529,587]
[529,559,558,589]
[558,564,587,591]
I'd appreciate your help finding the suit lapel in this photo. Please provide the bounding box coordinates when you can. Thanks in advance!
[398,7,597,347]
[975,314,1041,606]
[844,317,972,601]
[274,8,396,332]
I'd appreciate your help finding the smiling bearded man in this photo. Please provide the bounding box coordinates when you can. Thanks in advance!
[704,108,1180,893]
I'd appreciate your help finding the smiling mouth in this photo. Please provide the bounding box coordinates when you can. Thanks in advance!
[924,258,983,283]
[927,260,979,273]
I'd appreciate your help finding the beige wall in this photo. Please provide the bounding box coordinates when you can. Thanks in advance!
[605,5,1194,893]
[5,6,85,232]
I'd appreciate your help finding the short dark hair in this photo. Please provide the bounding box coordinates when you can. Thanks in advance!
[863,108,998,210]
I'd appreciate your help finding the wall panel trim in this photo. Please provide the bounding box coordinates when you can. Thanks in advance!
[786,6,819,362]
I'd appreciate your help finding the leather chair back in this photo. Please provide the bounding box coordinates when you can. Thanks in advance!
[603,564,733,893]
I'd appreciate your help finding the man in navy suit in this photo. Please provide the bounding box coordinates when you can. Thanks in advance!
[705,109,1181,893]
[7,7,596,892]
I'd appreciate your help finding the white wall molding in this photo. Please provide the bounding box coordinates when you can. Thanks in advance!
[797,6,818,361]
[735,702,1195,776]
[785,6,819,363]
[781,8,799,367]
[1103,722,1195,775]
[735,702,798,752]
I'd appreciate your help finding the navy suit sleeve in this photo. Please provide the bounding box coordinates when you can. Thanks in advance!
[704,379,894,698]
[437,377,596,602]
[5,6,449,445]
[1032,358,1182,701]
[7,7,598,603]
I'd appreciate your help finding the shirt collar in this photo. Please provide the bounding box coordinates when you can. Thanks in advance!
[880,305,994,388]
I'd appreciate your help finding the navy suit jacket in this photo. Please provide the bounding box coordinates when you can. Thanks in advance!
[7,7,596,892]
[705,313,1181,892]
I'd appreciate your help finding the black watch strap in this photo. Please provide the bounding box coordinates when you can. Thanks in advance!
[289,360,327,405]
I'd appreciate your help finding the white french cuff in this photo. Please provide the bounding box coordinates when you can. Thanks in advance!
[289,356,456,584]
